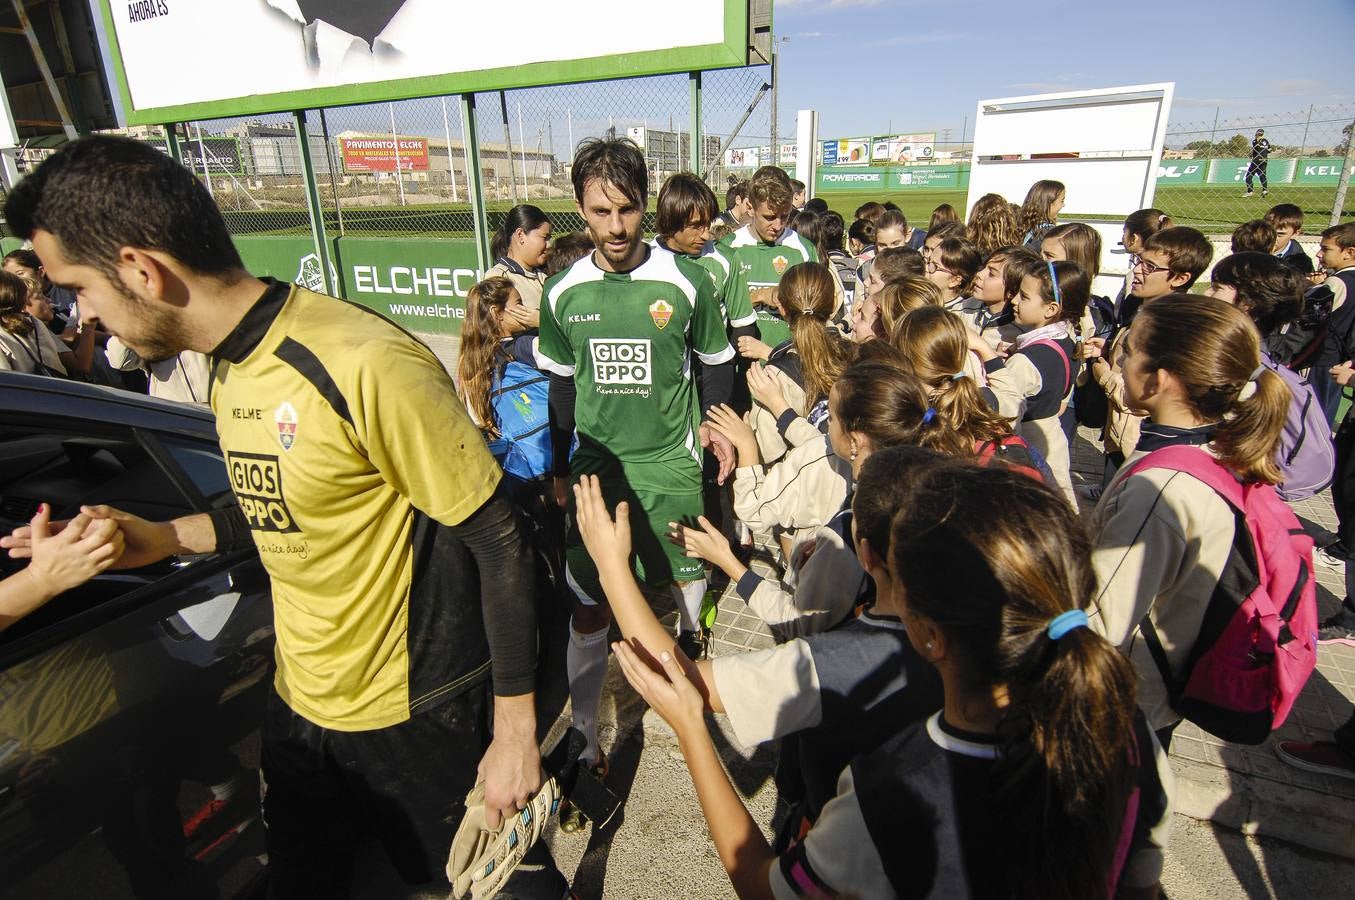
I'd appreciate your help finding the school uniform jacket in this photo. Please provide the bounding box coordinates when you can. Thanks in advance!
[1095,323,1146,457]
[733,410,850,549]
[485,257,548,311]
[986,338,1077,507]
[1088,434,1237,731]
[748,344,813,465]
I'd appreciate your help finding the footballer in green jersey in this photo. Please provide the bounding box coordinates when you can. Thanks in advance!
[543,140,736,774]
[717,221,818,348]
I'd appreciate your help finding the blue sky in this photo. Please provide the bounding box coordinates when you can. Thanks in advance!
[775,0,1355,143]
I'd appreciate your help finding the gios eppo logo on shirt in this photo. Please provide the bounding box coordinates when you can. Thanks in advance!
[589,338,652,386]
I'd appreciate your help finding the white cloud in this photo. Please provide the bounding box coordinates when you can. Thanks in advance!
[791,31,837,38]
[861,31,972,48]
[1267,79,1322,96]
[778,0,884,9]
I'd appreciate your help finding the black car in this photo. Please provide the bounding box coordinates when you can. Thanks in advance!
[0,373,273,899]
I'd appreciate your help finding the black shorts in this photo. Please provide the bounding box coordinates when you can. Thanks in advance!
[261,683,491,895]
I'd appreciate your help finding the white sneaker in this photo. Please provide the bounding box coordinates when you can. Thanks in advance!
[1243,191,1254,197]
[1314,547,1348,571]
[1075,483,1104,502]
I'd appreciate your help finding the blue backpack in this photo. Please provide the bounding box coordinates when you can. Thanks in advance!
[485,361,552,482]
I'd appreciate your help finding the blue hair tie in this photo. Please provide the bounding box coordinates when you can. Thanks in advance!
[1046,260,1062,306]
[922,407,937,425]
[951,371,968,381]
[1047,609,1088,640]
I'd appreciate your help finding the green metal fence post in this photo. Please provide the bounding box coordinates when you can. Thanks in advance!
[689,72,702,173]
[293,110,335,297]
[165,124,182,164]
[461,93,490,273]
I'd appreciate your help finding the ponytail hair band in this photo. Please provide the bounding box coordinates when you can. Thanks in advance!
[1249,365,1265,382]
[921,407,937,425]
[1047,609,1089,640]
[951,371,968,381]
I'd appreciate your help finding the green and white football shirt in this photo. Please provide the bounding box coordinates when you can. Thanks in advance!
[717,225,819,347]
[537,248,735,491]
[650,238,756,331]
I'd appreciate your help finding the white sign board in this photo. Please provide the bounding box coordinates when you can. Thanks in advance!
[966,83,1174,296]
[99,0,744,123]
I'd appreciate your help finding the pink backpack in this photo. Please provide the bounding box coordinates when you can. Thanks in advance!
[1125,445,1318,745]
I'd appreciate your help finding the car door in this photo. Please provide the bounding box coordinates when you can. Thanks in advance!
[0,410,273,900]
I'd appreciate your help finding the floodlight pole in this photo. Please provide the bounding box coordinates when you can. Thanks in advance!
[461,93,491,273]
[293,110,335,298]
[688,72,702,173]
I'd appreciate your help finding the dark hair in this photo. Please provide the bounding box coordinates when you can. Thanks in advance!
[819,211,846,254]
[1142,226,1214,287]
[854,201,886,224]
[929,203,959,230]
[998,246,1043,300]
[852,446,949,556]
[4,134,244,282]
[725,182,747,209]
[1123,208,1173,244]
[877,209,909,237]
[1015,179,1066,240]
[1027,259,1090,327]
[934,237,983,295]
[873,246,925,285]
[571,137,647,207]
[656,173,719,238]
[1231,219,1277,255]
[882,201,902,214]
[1323,222,1355,250]
[889,461,1138,900]
[789,178,806,194]
[1133,295,1288,483]
[491,204,550,262]
[1210,252,1306,338]
[2,248,42,278]
[791,209,820,240]
[832,359,935,451]
[0,270,35,337]
[804,197,829,216]
[849,218,876,248]
[543,231,595,277]
[925,220,966,242]
[1263,203,1303,232]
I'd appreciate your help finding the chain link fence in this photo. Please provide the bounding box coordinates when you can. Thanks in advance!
[1160,105,1354,233]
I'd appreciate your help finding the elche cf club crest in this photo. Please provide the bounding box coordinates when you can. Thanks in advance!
[649,299,673,330]
[772,255,789,275]
[275,402,299,451]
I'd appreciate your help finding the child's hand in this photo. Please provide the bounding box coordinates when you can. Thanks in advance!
[25,506,123,599]
[1309,271,1329,286]
[1082,336,1106,361]
[737,336,772,361]
[746,363,790,416]
[613,641,706,737]
[704,404,760,468]
[1331,361,1355,387]
[572,476,631,573]
[749,287,777,308]
[505,305,540,333]
[668,516,736,570]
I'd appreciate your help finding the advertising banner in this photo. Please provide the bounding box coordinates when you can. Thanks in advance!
[341,137,430,172]
[779,144,798,165]
[724,146,761,168]
[1154,160,1207,184]
[1294,158,1355,185]
[894,166,966,188]
[821,138,871,167]
[160,137,244,174]
[871,134,936,164]
[1206,157,1297,185]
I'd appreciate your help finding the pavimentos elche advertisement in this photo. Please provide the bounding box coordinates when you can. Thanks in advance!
[99,0,749,124]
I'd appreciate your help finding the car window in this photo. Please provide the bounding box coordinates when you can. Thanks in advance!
[156,434,234,507]
[0,420,217,643]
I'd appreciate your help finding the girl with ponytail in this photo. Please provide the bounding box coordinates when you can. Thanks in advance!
[977,259,1090,506]
[485,204,552,312]
[598,460,1171,899]
[740,262,852,464]
[1089,295,1291,740]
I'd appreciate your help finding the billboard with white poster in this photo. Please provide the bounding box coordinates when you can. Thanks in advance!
[96,0,752,124]
[871,134,935,164]
[966,83,1174,296]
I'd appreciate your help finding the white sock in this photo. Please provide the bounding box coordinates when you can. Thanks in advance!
[672,578,707,634]
[567,622,610,768]
[209,776,240,803]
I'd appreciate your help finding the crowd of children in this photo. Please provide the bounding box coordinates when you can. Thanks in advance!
[444,135,1355,896]
[7,127,1353,895]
